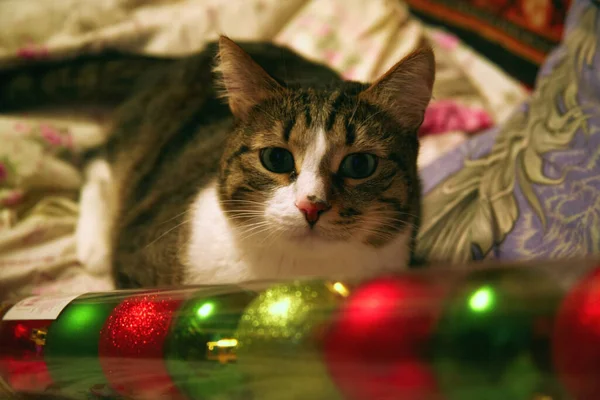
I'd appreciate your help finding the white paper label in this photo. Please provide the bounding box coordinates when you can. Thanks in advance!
[2,294,83,321]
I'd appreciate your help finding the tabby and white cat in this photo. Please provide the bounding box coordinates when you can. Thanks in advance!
[0,37,434,288]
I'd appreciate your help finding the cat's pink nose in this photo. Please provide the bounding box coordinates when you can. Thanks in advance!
[295,198,331,226]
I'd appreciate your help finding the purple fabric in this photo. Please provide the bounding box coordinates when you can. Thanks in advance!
[417,0,600,263]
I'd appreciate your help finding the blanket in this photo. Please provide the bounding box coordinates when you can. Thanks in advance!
[0,0,527,299]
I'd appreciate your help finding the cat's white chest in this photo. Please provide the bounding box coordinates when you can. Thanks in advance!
[184,183,411,285]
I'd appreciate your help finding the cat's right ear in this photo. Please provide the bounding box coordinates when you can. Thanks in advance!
[359,47,435,130]
[215,36,284,119]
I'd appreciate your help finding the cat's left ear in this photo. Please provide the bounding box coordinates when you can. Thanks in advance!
[359,47,435,130]
[215,36,284,119]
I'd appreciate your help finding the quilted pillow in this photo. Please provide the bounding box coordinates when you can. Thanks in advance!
[403,0,572,86]
[416,0,600,264]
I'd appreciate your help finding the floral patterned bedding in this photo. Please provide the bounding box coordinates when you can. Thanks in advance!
[0,0,527,299]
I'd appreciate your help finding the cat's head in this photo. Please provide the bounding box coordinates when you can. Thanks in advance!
[216,36,434,252]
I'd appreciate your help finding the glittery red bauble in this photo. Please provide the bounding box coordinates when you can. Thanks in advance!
[323,276,443,400]
[98,293,186,399]
[0,319,53,394]
[553,267,600,400]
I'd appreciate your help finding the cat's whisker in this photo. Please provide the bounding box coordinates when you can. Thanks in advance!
[236,220,271,230]
[222,209,265,215]
[374,221,417,233]
[237,225,274,242]
[368,209,418,215]
[369,216,418,229]
[156,210,191,226]
[373,217,418,226]
[382,223,415,235]
[367,218,418,228]
[368,210,419,219]
[272,227,292,246]
[235,221,273,237]
[226,214,264,221]
[362,226,396,235]
[258,224,287,246]
[219,201,264,211]
[219,199,266,206]
[145,219,192,249]
[352,226,396,240]
[222,213,265,221]
[349,214,417,232]
[374,215,419,224]
[224,214,265,221]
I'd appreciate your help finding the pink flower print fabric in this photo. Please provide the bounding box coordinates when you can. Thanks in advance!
[17,42,49,60]
[40,125,63,146]
[0,162,6,182]
[419,100,494,136]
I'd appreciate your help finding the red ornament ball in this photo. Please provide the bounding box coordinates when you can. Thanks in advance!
[554,266,600,400]
[98,293,186,399]
[323,276,444,400]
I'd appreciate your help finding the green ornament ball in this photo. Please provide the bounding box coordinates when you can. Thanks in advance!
[432,267,564,400]
[44,293,123,398]
[235,280,350,400]
[165,288,256,400]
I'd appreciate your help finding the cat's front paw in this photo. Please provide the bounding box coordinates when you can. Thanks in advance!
[75,202,112,276]
[76,158,113,276]
[76,235,111,276]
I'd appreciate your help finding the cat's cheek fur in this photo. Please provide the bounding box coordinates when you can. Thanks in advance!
[264,185,305,231]
[182,181,253,283]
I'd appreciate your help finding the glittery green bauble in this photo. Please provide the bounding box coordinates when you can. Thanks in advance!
[432,268,564,400]
[235,281,349,400]
[44,293,122,398]
[165,289,256,400]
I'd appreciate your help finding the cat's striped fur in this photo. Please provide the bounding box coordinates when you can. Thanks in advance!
[0,37,434,288]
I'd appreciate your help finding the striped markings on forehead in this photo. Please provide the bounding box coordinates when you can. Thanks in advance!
[284,89,359,145]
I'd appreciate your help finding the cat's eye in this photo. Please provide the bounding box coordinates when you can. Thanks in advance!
[260,147,295,174]
[339,153,378,179]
